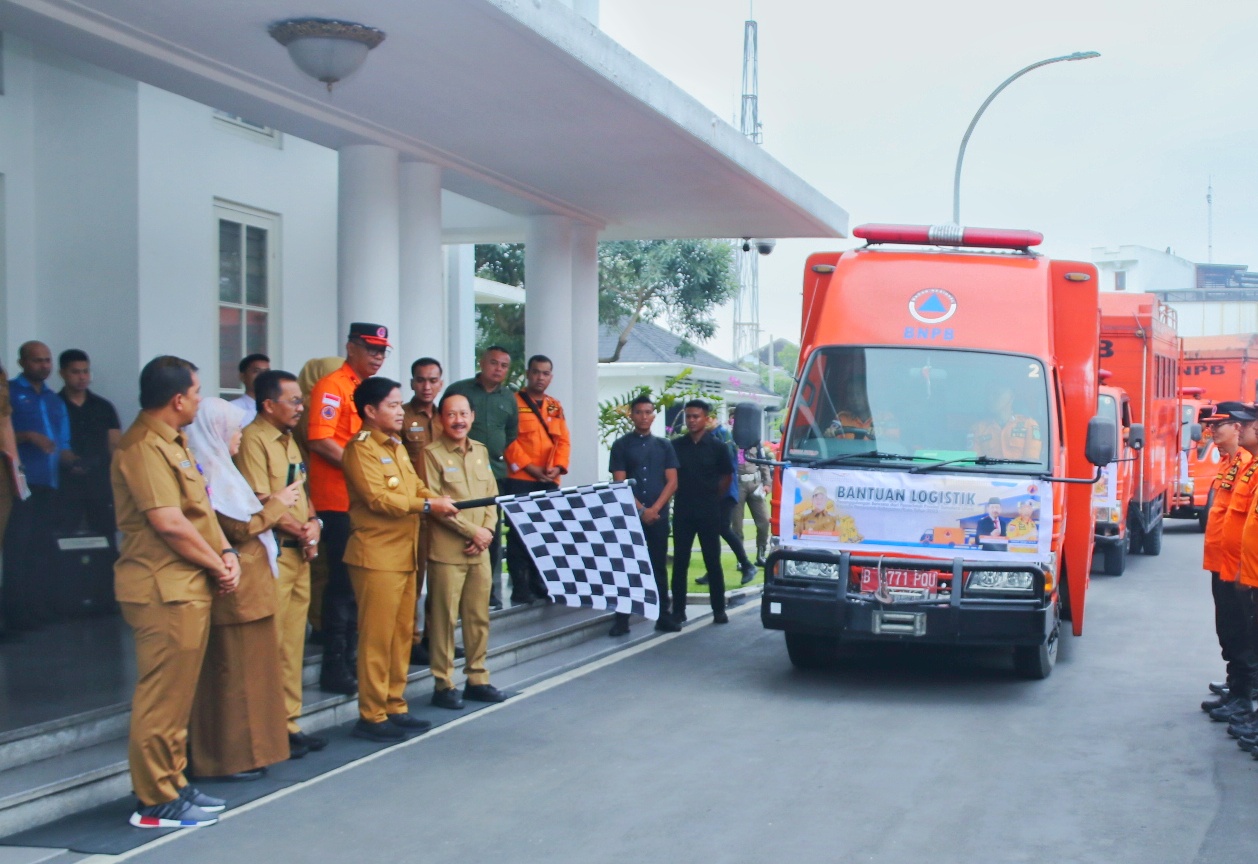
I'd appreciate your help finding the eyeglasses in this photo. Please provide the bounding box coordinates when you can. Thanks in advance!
[272,397,304,407]
[351,338,391,359]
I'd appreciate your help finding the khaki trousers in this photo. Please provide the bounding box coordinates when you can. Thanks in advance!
[275,548,311,734]
[348,565,416,723]
[412,524,431,645]
[120,597,211,806]
[427,559,491,692]
[307,539,328,631]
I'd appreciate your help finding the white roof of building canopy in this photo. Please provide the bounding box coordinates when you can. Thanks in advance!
[0,0,848,242]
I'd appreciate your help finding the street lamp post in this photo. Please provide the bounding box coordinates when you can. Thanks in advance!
[952,51,1100,225]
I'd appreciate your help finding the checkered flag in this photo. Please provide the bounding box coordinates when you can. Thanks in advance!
[500,482,659,620]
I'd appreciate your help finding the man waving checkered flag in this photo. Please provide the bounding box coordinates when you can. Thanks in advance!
[499,482,660,619]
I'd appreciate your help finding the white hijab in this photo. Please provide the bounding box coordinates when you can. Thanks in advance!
[187,397,279,577]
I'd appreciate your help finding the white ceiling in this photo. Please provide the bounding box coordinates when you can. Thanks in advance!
[0,0,848,241]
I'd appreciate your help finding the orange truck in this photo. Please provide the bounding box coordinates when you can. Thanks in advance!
[1181,334,1258,404]
[1167,387,1211,530]
[734,224,1115,680]
[1092,375,1138,575]
[1097,293,1180,556]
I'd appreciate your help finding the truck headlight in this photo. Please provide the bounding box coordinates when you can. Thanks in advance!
[965,570,1035,594]
[1093,506,1111,523]
[783,559,841,580]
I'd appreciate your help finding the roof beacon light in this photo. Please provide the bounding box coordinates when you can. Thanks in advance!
[853,224,1044,251]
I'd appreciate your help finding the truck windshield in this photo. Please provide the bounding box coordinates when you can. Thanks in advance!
[783,347,1050,473]
[1099,393,1120,448]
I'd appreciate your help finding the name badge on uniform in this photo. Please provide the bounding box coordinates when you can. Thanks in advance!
[179,460,191,468]
[445,466,459,473]
[381,456,393,464]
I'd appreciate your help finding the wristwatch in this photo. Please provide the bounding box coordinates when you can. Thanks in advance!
[221,548,239,557]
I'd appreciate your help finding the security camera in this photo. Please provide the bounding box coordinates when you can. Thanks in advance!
[753,238,776,256]
[741,238,752,252]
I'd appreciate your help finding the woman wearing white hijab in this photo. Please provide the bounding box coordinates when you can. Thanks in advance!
[186,398,300,781]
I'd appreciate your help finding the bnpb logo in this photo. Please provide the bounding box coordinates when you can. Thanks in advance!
[908,289,958,324]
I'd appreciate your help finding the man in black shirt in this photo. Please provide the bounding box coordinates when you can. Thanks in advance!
[671,399,732,625]
[58,349,121,540]
[608,395,680,635]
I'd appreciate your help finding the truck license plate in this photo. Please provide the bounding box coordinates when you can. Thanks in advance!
[859,568,940,594]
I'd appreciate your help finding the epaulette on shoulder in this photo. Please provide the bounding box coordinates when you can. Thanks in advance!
[354,430,371,442]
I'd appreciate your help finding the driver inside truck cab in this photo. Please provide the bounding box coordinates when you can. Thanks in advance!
[970,383,1042,461]
[823,377,898,442]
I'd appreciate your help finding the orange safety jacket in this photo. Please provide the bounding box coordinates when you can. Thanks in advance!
[1204,448,1253,576]
[505,391,570,482]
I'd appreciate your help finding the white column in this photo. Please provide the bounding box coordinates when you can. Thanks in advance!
[568,223,600,484]
[338,144,400,378]
[446,244,478,383]
[525,215,575,418]
[399,161,445,372]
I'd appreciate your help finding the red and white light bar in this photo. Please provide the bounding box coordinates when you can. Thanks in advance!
[853,224,1044,250]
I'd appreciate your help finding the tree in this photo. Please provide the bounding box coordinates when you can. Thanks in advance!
[598,239,738,363]
[474,244,525,380]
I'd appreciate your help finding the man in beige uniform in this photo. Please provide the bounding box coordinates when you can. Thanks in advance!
[424,393,507,709]
[342,376,457,742]
[112,356,240,829]
[401,357,444,665]
[233,369,327,759]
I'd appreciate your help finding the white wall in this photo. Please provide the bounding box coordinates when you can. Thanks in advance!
[1091,245,1196,294]
[136,85,338,404]
[0,35,38,372]
[1170,301,1258,337]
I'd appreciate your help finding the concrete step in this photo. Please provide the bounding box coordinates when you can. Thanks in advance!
[0,596,692,839]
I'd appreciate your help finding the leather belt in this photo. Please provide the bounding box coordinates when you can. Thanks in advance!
[279,540,302,549]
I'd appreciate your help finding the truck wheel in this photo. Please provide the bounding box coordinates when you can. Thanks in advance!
[1103,541,1127,576]
[1142,518,1163,556]
[1198,490,1214,533]
[1127,517,1144,555]
[784,631,838,670]
[1013,624,1059,680]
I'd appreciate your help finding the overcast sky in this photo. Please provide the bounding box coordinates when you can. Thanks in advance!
[600,0,1258,359]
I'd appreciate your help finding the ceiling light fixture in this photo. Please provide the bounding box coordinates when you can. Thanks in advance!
[268,18,386,92]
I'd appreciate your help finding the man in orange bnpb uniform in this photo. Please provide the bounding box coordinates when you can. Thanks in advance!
[305,322,388,694]
[1200,402,1258,720]
[1230,406,1258,749]
[971,384,1042,461]
[502,354,570,604]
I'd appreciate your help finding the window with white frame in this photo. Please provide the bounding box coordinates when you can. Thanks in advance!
[216,202,279,396]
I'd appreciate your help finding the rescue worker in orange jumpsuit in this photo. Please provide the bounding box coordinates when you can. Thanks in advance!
[970,384,1042,461]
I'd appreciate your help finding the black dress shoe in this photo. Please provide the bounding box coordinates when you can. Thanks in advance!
[755,556,767,567]
[1210,696,1254,722]
[290,730,328,752]
[1238,734,1258,752]
[1210,681,1230,696]
[713,609,729,624]
[654,615,682,633]
[608,616,630,637]
[489,599,504,612]
[740,563,757,585]
[200,768,266,782]
[463,683,507,703]
[1202,694,1230,712]
[695,575,709,585]
[455,645,466,660]
[351,719,404,742]
[510,595,535,607]
[1228,714,1258,738]
[432,688,465,710]
[387,712,433,732]
[288,738,308,760]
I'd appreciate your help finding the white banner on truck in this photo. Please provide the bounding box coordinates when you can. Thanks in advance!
[780,467,1052,562]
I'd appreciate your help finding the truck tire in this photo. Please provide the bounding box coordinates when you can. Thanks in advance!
[1127,517,1144,555]
[1103,541,1127,576]
[784,631,838,670]
[1198,490,1214,533]
[1142,518,1163,556]
[1013,623,1059,680]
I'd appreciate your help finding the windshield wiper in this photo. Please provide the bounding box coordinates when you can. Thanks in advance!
[809,451,934,469]
[910,456,1042,475]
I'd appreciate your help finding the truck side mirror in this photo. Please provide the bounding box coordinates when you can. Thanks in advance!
[731,402,763,450]
[1085,415,1117,466]
[1128,423,1145,451]
[1190,422,1203,443]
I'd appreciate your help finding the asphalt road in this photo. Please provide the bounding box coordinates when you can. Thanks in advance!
[103,521,1257,864]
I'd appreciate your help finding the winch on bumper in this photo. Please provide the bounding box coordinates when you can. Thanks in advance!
[760,548,1057,647]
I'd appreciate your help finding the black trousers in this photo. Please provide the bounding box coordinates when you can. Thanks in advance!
[1213,572,1255,692]
[504,477,556,600]
[614,512,671,626]
[487,478,507,606]
[2,485,62,629]
[317,510,357,645]
[672,504,724,619]
[1235,584,1258,697]
[718,497,751,569]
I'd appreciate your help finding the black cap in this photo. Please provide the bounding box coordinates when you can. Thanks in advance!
[1202,401,1257,423]
[348,322,391,347]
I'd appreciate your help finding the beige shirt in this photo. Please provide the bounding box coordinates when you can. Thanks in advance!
[234,415,311,526]
[401,401,442,482]
[422,436,498,565]
[111,412,221,603]
[342,429,435,572]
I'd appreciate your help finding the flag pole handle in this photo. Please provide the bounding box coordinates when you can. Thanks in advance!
[426,479,636,512]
